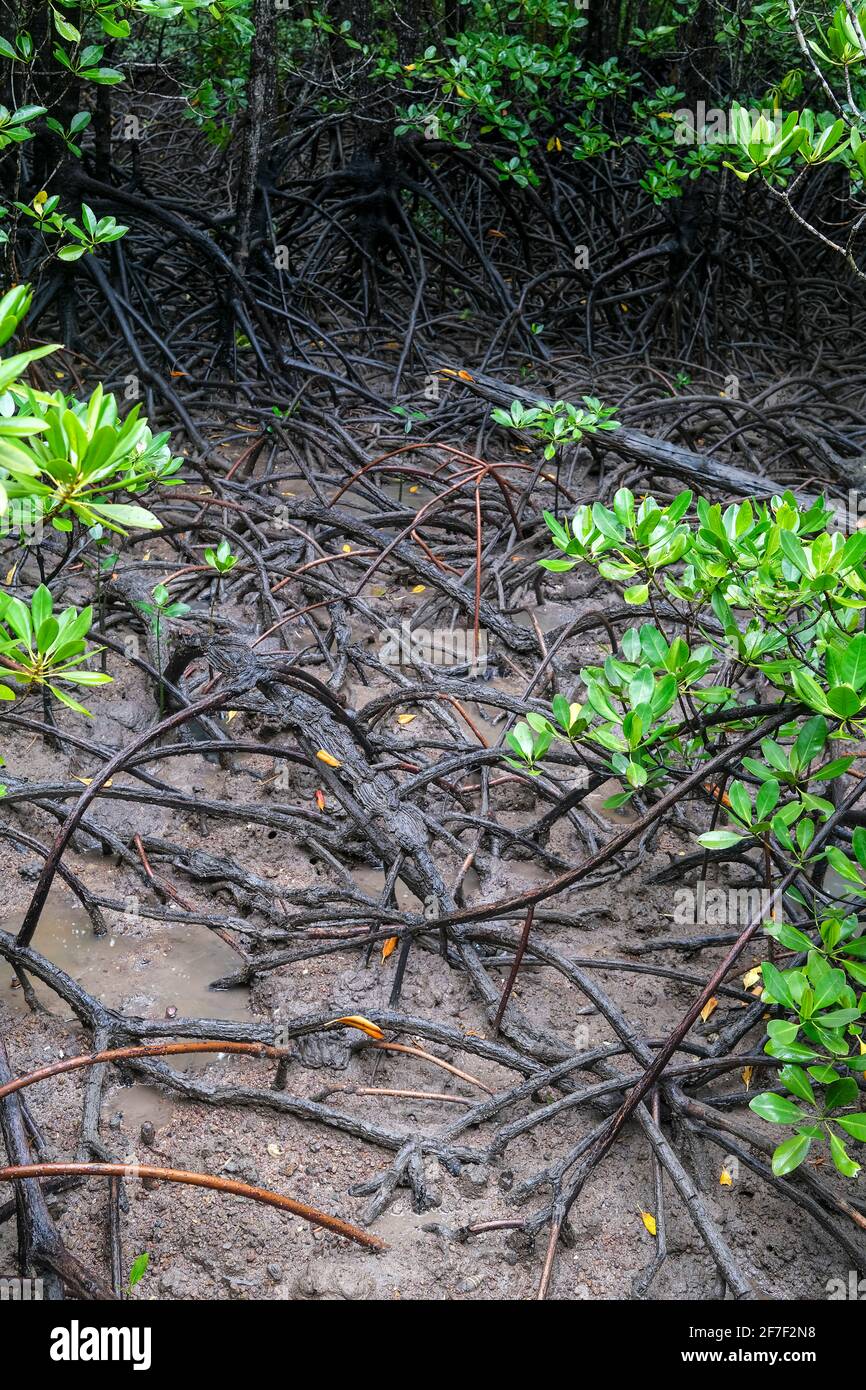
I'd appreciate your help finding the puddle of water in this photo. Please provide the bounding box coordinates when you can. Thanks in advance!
[277,473,423,522]
[351,867,425,913]
[0,890,253,1129]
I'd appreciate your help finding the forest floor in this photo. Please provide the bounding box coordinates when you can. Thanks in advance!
[0,388,857,1299]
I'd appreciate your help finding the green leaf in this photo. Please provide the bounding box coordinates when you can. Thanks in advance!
[825,1077,859,1111]
[85,503,162,532]
[748,1092,806,1125]
[551,693,571,730]
[770,1133,811,1176]
[755,779,780,822]
[841,633,866,690]
[812,967,847,1010]
[506,724,534,763]
[30,585,52,630]
[585,680,620,723]
[778,1065,815,1104]
[128,1252,149,1288]
[765,1038,819,1062]
[0,594,32,644]
[639,624,668,665]
[36,617,59,653]
[827,685,861,718]
[48,684,93,716]
[538,557,576,572]
[696,829,746,850]
[808,1064,840,1084]
[836,1114,866,1141]
[59,670,112,686]
[591,502,626,543]
[52,8,81,41]
[792,714,826,770]
[813,1006,860,1028]
[761,960,795,1009]
[765,920,814,954]
[829,1132,861,1177]
[525,711,555,736]
[727,780,752,826]
[779,529,812,577]
[815,756,855,781]
[824,846,865,886]
[628,665,654,709]
[623,583,648,605]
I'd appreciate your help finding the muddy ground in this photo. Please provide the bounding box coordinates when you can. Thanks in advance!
[0,537,854,1301]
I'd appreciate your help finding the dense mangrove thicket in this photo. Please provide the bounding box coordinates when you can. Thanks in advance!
[0,0,865,1321]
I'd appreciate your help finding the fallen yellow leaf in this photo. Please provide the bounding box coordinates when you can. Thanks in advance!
[382,936,398,962]
[397,713,415,725]
[316,750,341,767]
[411,584,426,594]
[639,1210,657,1237]
[225,710,239,723]
[74,777,113,787]
[325,1015,385,1040]
[719,1167,733,1187]
[408,485,418,494]
[457,370,474,380]
[700,997,718,1023]
[741,1065,753,1089]
[742,966,762,989]
[4,565,17,585]
[341,543,352,553]
[860,1037,866,1056]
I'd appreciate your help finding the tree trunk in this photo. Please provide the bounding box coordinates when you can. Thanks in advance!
[234,0,277,270]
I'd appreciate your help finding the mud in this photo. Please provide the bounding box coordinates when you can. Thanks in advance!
[0,588,853,1300]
